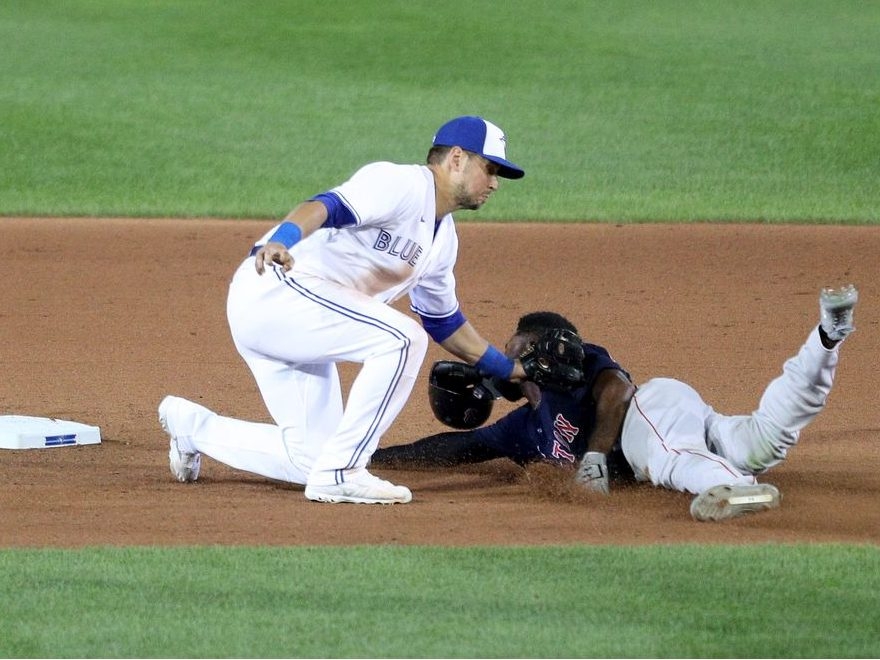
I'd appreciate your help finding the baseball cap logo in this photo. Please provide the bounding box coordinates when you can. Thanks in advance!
[481,120,508,160]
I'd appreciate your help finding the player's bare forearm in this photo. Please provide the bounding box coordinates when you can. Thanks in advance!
[283,200,329,228]
[575,370,633,494]
[254,201,329,275]
[440,322,526,379]
[586,369,636,455]
[439,322,488,363]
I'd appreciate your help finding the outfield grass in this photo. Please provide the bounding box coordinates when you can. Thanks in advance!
[2,545,878,658]
[1,0,877,221]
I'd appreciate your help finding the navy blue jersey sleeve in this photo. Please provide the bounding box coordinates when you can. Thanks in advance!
[370,404,541,468]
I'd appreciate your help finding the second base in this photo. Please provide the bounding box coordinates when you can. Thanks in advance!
[0,415,102,449]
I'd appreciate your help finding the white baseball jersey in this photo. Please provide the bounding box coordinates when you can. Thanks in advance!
[215,161,464,489]
[255,161,461,316]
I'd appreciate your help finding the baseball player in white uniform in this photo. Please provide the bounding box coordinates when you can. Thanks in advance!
[158,116,527,504]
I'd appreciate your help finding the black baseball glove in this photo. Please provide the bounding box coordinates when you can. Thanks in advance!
[519,328,586,392]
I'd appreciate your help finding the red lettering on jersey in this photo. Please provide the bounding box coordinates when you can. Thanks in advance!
[551,440,576,463]
[551,414,579,463]
[553,413,579,444]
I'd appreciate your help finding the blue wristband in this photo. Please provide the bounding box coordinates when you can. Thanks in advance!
[475,345,514,379]
[268,221,302,248]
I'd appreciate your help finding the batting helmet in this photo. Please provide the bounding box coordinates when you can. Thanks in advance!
[428,361,495,429]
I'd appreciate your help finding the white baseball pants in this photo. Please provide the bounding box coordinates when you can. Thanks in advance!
[185,258,428,487]
[621,327,839,494]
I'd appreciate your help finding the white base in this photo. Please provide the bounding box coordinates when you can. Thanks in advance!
[0,415,102,449]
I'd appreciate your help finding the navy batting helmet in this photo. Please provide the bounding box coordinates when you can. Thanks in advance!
[428,361,495,429]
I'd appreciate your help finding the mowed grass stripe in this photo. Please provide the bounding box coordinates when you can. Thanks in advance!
[1,545,878,657]
[0,1,877,220]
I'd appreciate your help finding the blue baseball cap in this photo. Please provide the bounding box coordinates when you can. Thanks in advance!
[432,116,525,179]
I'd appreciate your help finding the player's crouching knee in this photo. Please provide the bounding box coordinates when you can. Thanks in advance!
[402,319,429,363]
[372,317,427,368]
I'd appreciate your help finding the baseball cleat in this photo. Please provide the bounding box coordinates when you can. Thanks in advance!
[819,284,858,342]
[690,483,780,522]
[304,470,412,504]
[158,395,202,483]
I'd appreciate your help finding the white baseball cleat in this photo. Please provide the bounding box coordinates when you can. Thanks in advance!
[305,470,412,504]
[158,395,202,483]
[819,284,858,342]
[690,483,780,522]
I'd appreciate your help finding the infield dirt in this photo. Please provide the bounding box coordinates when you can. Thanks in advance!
[1,218,877,546]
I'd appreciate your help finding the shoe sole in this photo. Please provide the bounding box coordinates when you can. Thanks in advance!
[304,485,412,505]
[690,484,780,522]
[820,287,858,340]
[820,286,858,309]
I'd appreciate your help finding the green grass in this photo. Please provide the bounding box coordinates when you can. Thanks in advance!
[1,545,878,658]
[1,0,877,221]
